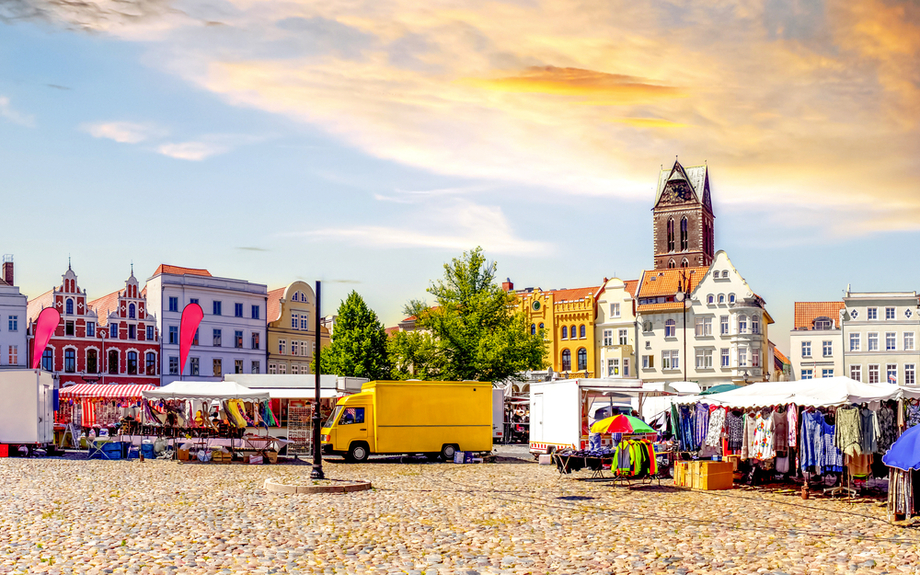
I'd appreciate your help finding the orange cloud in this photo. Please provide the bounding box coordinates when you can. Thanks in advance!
[607,117,687,129]
[463,66,683,105]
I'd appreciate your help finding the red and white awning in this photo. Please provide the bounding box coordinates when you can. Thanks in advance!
[60,384,158,400]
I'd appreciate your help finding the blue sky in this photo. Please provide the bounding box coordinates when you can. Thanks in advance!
[2,0,919,355]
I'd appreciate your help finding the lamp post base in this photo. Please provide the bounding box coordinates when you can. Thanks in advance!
[310,467,325,480]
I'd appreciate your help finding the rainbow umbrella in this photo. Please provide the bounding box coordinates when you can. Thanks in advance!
[590,414,655,434]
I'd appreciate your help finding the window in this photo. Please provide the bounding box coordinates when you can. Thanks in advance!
[235,330,243,348]
[291,314,299,330]
[108,350,119,374]
[530,323,536,336]
[213,329,222,347]
[738,347,748,367]
[729,293,736,304]
[65,299,73,314]
[577,348,587,371]
[867,307,878,320]
[906,332,916,351]
[87,322,95,337]
[213,358,222,378]
[822,341,833,357]
[695,317,712,337]
[868,364,879,384]
[146,326,154,340]
[610,303,620,318]
[665,319,676,337]
[720,316,729,335]
[618,329,628,345]
[110,323,118,339]
[7,316,17,331]
[269,363,277,375]
[339,407,365,425]
[713,271,720,279]
[190,357,199,376]
[667,218,675,252]
[886,332,897,351]
[251,361,260,374]
[752,315,760,335]
[65,322,74,336]
[707,295,714,304]
[801,341,812,358]
[561,349,571,371]
[64,349,76,373]
[801,369,813,379]
[738,315,748,333]
[277,363,286,374]
[752,349,761,368]
[886,307,895,320]
[252,332,260,350]
[822,368,833,378]
[642,355,654,369]
[906,364,916,386]
[718,294,725,304]
[251,305,260,320]
[169,356,179,375]
[169,326,178,345]
[539,323,544,331]
[868,332,879,351]
[850,365,862,382]
[608,358,619,376]
[291,341,299,356]
[814,317,833,330]
[623,359,630,377]
[128,303,136,319]
[87,349,97,373]
[850,333,860,351]
[8,345,17,365]
[146,352,156,375]
[603,329,613,346]
[212,301,222,316]
[721,348,730,367]
[570,325,577,340]
[193,329,199,346]
[127,351,138,375]
[42,349,53,371]
[128,325,136,340]
[168,297,179,312]
[279,339,286,354]
[695,349,713,369]
[579,325,586,339]
[235,303,244,318]
[887,364,898,384]
[299,314,308,330]
[662,350,679,370]
[235,359,243,374]
[561,326,568,339]
[680,217,688,251]
[190,298,199,305]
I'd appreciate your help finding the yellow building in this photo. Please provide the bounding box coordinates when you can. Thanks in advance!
[266,281,330,375]
[517,284,601,378]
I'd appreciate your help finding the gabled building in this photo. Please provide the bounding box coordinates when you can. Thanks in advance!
[652,160,715,270]
[0,256,27,370]
[841,291,920,385]
[594,278,639,378]
[266,281,330,375]
[789,301,845,380]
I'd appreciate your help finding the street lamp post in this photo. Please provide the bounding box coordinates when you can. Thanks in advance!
[311,280,324,480]
[676,270,691,383]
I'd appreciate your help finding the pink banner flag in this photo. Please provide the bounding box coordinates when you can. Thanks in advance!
[179,303,204,377]
[32,307,61,370]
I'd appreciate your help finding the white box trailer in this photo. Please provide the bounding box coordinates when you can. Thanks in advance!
[492,388,504,442]
[528,378,690,455]
[0,369,55,446]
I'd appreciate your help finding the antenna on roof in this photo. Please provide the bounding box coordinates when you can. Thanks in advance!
[68,255,71,270]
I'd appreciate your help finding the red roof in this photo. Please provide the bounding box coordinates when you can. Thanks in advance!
[636,301,689,313]
[267,287,286,323]
[773,347,790,365]
[88,290,121,327]
[637,266,709,299]
[624,280,639,298]
[152,265,212,277]
[552,286,601,303]
[27,289,54,324]
[385,326,400,336]
[794,302,844,330]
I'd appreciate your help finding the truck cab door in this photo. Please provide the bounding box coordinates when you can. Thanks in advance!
[336,406,369,448]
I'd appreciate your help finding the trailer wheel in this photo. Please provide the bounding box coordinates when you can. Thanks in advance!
[440,444,458,461]
[347,442,369,463]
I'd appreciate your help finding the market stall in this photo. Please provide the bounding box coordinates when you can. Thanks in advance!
[552,414,663,483]
[58,384,158,430]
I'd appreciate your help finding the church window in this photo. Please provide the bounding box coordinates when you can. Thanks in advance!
[680,217,688,251]
[681,258,689,268]
[561,326,567,339]
[668,259,676,269]
[65,299,74,315]
[667,218,675,252]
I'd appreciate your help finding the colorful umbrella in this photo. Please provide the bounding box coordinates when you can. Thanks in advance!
[590,414,655,434]
[882,424,920,471]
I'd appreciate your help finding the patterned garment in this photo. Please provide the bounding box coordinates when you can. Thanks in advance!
[725,411,744,451]
[705,407,726,448]
[741,413,758,460]
[678,405,695,451]
[693,403,710,451]
[800,411,825,472]
[821,420,843,473]
[787,404,798,448]
[773,409,788,453]
[752,411,775,460]
[907,403,920,428]
[858,407,879,454]
[835,407,862,457]
[877,405,897,453]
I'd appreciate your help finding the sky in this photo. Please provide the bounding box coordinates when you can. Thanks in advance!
[1,0,919,355]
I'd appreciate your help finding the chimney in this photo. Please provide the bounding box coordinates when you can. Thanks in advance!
[1,255,12,286]
[501,278,514,292]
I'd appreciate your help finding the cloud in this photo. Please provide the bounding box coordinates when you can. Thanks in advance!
[236,246,269,252]
[157,141,229,161]
[82,121,163,143]
[0,96,34,127]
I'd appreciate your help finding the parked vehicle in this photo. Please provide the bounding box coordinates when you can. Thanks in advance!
[321,380,493,462]
[492,388,504,442]
[0,369,55,455]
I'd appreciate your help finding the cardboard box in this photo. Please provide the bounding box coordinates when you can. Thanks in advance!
[177,448,190,462]
[674,461,689,487]
[723,454,741,471]
[691,461,733,490]
[265,451,278,464]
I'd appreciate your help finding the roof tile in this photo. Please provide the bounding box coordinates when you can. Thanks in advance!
[152,264,212,278]
[266,287,286,323]
[636,266,709,299]
[794,301,844,330]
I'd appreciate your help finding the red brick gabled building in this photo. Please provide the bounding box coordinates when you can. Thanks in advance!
[28,265,160,387]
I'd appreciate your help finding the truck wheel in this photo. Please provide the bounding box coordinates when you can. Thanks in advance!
[348,442,369,463]
[440,444,458,461]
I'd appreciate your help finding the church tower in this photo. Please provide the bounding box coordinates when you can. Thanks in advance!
[652,160,715,270]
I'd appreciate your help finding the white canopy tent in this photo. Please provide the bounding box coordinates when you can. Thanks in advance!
[684,377,899,408]
[142,381,270,402]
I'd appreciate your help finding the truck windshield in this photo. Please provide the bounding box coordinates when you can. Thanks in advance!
[324,406,342,428]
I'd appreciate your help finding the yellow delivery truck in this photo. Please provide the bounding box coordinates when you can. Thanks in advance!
[321,380,492,462]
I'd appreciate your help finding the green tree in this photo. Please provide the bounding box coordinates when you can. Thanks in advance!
[394,247,547,382]
[315,291,392,379]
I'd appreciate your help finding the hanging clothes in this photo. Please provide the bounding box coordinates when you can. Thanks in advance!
[835,407,862,456]
[705,407,726,448]
[752,411,775,460]
[820,418,843,473]
[725,411,744,452]
[787,404,798,448]
[877,404,897,453]
[693,403,709,451]
[741,412,758,460]
[800,410,825,473]
[888,469,914,518]
[858,407,880,454]
[907,401,920,428]
[773,409,788,454]
[848,453,871,476]
[678,405,694,451]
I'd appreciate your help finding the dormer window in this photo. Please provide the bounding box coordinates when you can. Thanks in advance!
[814,317,833,330]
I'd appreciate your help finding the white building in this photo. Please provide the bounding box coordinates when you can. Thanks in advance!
[841,291,920,386]
[789,301,845,380]
[0,256,27,370]
[636,250,773,390]
[145,265,268,385]
[594,277,639,378]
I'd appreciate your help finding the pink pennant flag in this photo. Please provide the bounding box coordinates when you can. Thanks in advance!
[179,303,204,377]
[32,307,61,370]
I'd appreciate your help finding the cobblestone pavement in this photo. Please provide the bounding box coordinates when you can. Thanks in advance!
[0,453,918,575]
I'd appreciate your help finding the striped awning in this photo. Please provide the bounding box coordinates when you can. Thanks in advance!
[60,384,158,399]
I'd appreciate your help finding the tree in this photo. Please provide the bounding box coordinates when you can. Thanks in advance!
[315,291,392,379]
[394,247,547,382]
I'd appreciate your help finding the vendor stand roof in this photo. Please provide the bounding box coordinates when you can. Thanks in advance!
[60,384,157,399]
[684,377,899,408]
[142,381,269,402]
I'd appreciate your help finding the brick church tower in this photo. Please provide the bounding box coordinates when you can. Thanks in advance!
[652,160,715,270]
